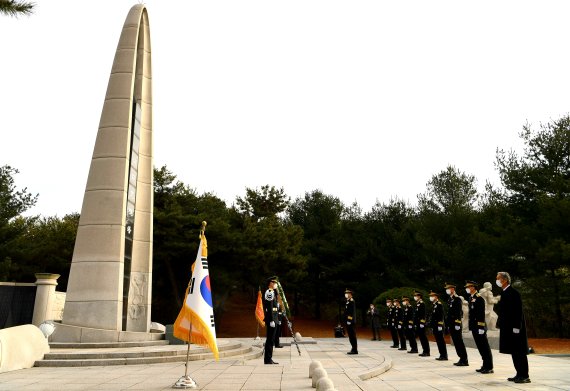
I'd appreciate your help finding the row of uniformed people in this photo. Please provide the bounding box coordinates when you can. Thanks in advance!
[385,281,494,373]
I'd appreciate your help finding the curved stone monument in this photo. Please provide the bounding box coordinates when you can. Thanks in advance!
[53,4,155,343]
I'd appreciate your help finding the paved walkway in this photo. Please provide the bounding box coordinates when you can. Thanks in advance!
[0,337,569,390]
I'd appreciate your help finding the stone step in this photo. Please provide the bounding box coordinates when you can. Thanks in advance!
[49,340,169,349]
[35,343,263,367]
[44,341,243,360]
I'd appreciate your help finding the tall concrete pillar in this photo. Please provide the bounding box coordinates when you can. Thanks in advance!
[32,273,60,326]
[60,4,153,336]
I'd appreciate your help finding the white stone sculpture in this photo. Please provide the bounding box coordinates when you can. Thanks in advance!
[479,282,501,330]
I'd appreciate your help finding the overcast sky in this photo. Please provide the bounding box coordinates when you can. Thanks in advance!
[2,1,570,217]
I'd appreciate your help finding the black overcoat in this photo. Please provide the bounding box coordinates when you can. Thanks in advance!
[497,285,528,355]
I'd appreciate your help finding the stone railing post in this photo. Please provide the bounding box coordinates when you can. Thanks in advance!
[32,273,60,326]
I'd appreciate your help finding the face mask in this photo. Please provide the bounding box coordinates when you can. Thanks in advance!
[386,303,391,307]
[414,296,419,301]
[370,305,374,309]
[466,288,471,295]
[445,289,451,295]
[403,301,409,306]
[429,296,435,302]
[496,279,502,288]
[345,294,349,299]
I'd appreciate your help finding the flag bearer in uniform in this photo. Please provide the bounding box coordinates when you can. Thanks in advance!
[344,289,358,354]
[263,276,279,364]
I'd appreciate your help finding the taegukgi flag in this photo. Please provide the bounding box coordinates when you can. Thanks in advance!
[255,288,265,327]
[173,227,219,360]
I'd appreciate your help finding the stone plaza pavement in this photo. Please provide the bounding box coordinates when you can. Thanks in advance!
[0,337,568,390]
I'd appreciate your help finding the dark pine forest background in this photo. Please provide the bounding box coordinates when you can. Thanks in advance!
[1,116,569,338]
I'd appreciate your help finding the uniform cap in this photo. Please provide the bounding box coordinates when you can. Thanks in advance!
[344,288,353,294]
[413,290,423,297]
[385,298,392,302]
[444,282,456,289]
[402,296,410,301]
[393,298,400,302]
[428,290,439,297]
[267,276,278,284]
[464,280,478,288]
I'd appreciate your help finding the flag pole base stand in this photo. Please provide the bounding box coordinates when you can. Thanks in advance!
[172,376,197,389]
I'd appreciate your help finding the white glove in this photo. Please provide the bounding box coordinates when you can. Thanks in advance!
[397,325,401,329]
[478,329,484,335]
[346,321,351,325]
[455,325,460,331]
[278,321,282,325]
[437,326,442,331]
[513,328,520,334]
[408,325,412,329]
[420,324,424,328]
[270,321,275,328]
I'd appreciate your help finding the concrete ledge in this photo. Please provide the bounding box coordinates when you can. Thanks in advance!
[357,354,393,380]
[0,325,50,373]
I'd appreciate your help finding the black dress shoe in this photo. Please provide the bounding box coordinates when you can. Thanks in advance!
[418,352,430,357]
[398,347,407,351]
[347,351,358,355]
[507,376,518,381]
[475,368,483,372]
[271,360,279,364]
[274,345,283,348]
[408,350,418,354]
[453,361,469,366]
[480,369,494,374]
[435,357,448,361]
[514,377,531,383]
[390,345,398,348]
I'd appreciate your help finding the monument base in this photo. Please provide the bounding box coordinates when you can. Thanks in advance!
[50,322,164,344]
[460,329,500,350]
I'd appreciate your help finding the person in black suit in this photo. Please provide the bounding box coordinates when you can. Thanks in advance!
[344,289,358,354]
[367,303,382,341]
[496,272,531,384]
[429,290,448,360]
[445,282,468,366]
[466,280,493,373]
[263,276,279,364]
[414,291,430,357]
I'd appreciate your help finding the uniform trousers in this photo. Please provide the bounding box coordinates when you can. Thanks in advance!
[346,323,358,352]
[416,326,430,353]
[450,329,468,362]
[404,326,417,351]
[472,330,493,369]
[264,325,276,363]
[390,326,399,347]
[433,328,448,358]
[397,326,406,349]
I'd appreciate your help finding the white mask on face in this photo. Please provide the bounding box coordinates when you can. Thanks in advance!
[414,296,419,301]
[466,288,471,295]
[345,294,349,299]
[429,296,435,302]
[496,279,502,288]
[403,301,409,306]
[445,289,451,295]
[386,303,391,307]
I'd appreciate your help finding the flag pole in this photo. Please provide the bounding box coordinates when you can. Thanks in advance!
[173,222,207,389]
